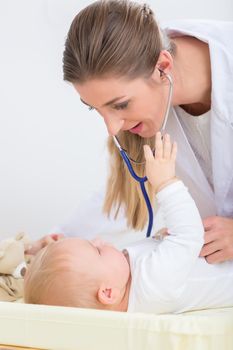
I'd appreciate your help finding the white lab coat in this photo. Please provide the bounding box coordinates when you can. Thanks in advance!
[52,20,233,238]
[163,19,233,219]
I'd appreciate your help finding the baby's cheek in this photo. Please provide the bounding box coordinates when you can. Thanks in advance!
[120,255,130,278]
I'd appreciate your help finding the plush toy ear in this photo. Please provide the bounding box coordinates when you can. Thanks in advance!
[15,232,25,241]
[15,232,30,245]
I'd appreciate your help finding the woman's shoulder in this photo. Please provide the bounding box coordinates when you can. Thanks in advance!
[161,19,233,48]
[161,18,233,31]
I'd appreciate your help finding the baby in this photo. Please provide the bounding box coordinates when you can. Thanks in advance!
[24,133,233,313]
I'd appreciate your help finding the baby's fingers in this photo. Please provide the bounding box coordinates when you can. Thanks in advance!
[143,145,154,161]
[171,141,177,161]
[163,134,171,159]
[155,132,163,159]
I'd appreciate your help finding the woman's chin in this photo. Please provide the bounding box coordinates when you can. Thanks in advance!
[139,129,156,138]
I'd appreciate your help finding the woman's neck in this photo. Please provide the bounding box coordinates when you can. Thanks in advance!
[171,36,211,116]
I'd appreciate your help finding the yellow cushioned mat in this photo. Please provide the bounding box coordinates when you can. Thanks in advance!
[0,302,232,350]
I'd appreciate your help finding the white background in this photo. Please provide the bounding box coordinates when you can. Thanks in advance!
[0,0,232,239]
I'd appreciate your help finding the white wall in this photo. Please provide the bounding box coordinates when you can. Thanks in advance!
[0,0,232,239]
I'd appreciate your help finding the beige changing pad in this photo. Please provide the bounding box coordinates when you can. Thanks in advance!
[0,302,232,350]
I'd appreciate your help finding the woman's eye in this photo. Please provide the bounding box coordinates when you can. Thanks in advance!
[113,102,129,110]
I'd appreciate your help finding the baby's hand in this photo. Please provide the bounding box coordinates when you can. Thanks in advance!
[143,132,177,193]
[24,233,65,255]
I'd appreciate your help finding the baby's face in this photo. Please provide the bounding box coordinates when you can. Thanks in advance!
[57,237,130,289]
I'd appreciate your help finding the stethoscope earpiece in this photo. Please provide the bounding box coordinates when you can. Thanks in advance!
[158,68,164,77]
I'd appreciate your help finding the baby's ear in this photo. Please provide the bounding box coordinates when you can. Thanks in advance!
[97,285,120,305]
[98,287,112,305]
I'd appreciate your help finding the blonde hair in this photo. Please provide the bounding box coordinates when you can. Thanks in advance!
[63,0,175,230]
[24,242,103,309]
[104,132,155,229]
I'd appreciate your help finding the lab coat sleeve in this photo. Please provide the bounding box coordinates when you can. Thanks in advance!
[127,181,204,300]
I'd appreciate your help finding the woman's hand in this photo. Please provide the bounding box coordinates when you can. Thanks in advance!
[143,132,177,192]
[24,233,65,255]
[199,216,233,263]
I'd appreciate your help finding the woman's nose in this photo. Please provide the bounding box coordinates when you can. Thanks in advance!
[103,114,125,136]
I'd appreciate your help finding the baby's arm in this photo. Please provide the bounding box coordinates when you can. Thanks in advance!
[138,133,204,298]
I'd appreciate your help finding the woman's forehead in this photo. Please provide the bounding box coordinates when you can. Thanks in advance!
[74,77,147,105]
[76,76,145,90]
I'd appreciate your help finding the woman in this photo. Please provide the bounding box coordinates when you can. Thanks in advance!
[57,0,233,263]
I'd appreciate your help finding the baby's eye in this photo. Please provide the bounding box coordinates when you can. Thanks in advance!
[113,102,129,110]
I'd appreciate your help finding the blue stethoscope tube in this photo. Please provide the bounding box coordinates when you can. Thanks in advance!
[112,72,173,237]
[120,147,153,238]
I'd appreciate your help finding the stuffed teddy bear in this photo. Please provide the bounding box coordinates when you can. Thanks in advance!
[0,232,32,302]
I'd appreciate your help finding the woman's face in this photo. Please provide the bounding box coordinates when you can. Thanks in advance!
[74,70,171,138]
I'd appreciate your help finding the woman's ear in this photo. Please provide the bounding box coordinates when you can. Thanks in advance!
[150,50,173,83]
[97,285,120,306]
[156,50,173,74]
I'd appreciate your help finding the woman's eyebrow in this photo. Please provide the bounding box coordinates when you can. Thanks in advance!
[80,96,127,108]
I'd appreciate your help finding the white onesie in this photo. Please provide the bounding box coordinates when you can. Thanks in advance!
[126,181,233,314]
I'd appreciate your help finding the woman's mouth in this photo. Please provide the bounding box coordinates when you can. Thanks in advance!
[129,122,143,134]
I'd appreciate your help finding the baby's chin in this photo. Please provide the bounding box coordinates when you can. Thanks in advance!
[118,251,131,281]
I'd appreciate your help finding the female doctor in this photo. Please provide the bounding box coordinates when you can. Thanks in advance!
[58,1,233,264]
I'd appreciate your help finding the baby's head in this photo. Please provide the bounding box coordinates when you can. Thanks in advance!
[24,237,130,311]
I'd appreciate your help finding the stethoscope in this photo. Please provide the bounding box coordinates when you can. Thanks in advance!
[113,71,173,237]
